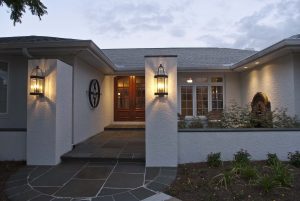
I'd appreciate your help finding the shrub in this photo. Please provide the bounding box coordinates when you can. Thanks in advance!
[207,152,222,168]
[272,108,300,128]
[188,118,203,128]
[233,149,251,167]
[240,165,258,181]
[221,103,252,128]
[288,151,300,167]
[256,175,279,193]
[211,170,234,190]
[218,103,300,129]
[178,120,187,129]
[266,153,279,166]
[270,160,293,187]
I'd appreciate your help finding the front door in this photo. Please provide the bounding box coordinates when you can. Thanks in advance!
[114,76,145,121]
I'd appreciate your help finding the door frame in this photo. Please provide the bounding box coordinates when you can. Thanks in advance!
[114,76,145,121]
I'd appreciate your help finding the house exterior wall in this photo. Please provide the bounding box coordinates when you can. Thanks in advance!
[0,55,27,128]
[293,54,300,118]
[0,131,26,160]
[0,55,27,161]
[73,58,113,144]
[178,131,300,163]
[240,54,295,115]
[145,56,178,167]
[27,59,72,165]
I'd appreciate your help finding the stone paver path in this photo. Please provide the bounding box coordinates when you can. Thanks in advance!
[5,161,178,201]
[62,131,145,161]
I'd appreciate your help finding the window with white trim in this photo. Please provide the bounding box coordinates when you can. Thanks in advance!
[180,76,224,117]
[0,62,8,114]
[180,86,193,116]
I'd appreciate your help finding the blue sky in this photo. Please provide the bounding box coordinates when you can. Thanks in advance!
[1,0,300,50]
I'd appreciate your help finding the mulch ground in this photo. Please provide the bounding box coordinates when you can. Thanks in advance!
[0,161,25,201]
[166,161,300,201]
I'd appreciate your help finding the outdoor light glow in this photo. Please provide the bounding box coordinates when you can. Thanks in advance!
[154,64,168,97]
[255,61,260,65]
[30,66,45,96]
[187,78,193,83]
[244,66,248,69]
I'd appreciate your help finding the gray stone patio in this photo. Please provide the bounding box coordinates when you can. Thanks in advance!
[5,161,178,201]
[62,131,145,162]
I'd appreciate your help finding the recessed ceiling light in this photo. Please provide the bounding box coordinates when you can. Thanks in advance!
[187,78,193,83]
[243,66,248,69]
[255,61,260,65]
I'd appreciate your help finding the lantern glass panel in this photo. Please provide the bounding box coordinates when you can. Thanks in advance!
[30,77,44,95]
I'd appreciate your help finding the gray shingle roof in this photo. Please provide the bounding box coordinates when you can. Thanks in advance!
[102,48,256,70]
[0,36,82,43]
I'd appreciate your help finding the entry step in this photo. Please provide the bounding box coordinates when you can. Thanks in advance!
[104,124,145,131]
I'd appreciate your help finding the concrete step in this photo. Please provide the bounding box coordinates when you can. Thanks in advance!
[104,124,145,131]
[61,155,145,163]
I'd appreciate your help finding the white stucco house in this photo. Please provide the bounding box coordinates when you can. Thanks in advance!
[0,35,300,167]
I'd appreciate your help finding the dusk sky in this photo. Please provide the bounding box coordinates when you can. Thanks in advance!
[1,0,300,50]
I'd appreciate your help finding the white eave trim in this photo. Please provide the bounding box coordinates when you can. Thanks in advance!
[232,39,300,70]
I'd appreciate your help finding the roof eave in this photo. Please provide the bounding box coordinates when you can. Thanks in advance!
[232,39,300,70]
[0,40,117,73]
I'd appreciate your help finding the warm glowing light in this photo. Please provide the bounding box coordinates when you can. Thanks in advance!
[154,64,168,97]
[30,66,45,96]
[244,66,248,69]
[117,92,121,96]
[255,61,260,65]
[187,78,193,83]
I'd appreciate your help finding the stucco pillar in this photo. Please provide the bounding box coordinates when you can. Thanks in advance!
[145,55,178,167]
[27,59,73,165]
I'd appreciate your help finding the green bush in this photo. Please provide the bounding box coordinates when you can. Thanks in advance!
[221,103,252,128]
[233,149,251,167]
[266,153,279,166]
[188,118,203,128]
[288,151,300,167]
[240,165,258,181]
[270,160,293,187]
[178,120,187,129]
[219,103,299,128]
[256,175,279,193]
[207,152,222,167]
[211,170,234,190]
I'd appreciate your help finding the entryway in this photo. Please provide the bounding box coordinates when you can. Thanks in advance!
[114,76,145,121]
[62,126,145,162]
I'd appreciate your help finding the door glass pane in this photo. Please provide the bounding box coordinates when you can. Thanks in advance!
[135,77,145,109]
[196,86,208,116]
[0,62,8,113]
[117,77,130,109]
[181,86,193,116]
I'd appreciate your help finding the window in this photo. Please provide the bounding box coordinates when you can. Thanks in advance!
[0,62,8,114]
[180,76,224,117]
[181,86,193,116]
[196,86,208,115]
[211,86,223,112]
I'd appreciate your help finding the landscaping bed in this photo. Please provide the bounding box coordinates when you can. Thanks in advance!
[0,161,25,201]
[167,152,300,201]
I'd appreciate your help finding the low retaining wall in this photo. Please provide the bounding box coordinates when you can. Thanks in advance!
[178,129,300,164]
[0,129,26,161]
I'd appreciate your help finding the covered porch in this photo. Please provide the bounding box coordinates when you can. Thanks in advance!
[62,124,145,162]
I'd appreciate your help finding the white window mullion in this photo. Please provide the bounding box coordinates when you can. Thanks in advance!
[193,86,196,116]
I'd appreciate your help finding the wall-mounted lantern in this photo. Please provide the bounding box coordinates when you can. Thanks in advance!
[154,64,168,97]
[30,66,45,96]
[187,77,193,83]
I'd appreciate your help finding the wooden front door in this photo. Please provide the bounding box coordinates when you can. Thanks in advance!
[114,76,145,121]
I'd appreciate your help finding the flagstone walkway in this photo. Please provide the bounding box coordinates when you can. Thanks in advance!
[5,161,178,201]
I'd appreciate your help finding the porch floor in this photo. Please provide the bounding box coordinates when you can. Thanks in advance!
[62,130,145,162]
